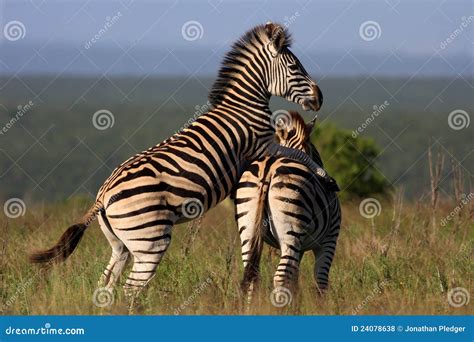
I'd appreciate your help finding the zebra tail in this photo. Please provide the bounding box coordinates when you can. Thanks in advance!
[243,182,268,282]
[29,202,103,264]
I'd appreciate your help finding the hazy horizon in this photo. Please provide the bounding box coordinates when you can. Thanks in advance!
[1,0,472,77]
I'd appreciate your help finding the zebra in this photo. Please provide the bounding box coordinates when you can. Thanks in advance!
[234,110,341,303]
[29,23,323,304]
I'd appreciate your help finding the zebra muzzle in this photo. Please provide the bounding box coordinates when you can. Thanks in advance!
[302,85,323,112]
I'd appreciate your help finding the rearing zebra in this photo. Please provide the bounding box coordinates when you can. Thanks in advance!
[29,23,323,301]
[234,111,341,302]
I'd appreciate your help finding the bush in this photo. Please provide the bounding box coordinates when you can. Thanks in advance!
[312,123,391,199]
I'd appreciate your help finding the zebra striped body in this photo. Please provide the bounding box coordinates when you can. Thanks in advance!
[29,23,323,304]
[235,111,341,299]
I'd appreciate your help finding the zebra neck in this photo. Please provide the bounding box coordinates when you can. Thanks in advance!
[266,144,330,181]
[284,142,324,167]
[209,72,271,115]
[212,102,273,131]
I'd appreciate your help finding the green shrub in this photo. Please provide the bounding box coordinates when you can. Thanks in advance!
[312,123,391,199]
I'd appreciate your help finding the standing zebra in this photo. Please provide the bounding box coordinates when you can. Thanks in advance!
[234,111,341,303]
[29,23,323,302]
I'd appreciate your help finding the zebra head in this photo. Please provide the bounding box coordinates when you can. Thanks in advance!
[208,23,322,113]
[264,22,323,112]
[274,111,323,166]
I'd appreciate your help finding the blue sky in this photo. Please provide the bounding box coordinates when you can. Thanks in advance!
[0,0,472,76]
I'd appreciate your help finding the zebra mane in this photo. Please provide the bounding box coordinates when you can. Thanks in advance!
[208,23,292,106]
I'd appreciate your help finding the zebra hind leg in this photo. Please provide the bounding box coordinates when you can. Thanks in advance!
[98,245,130,289]
[241,248,262,308]
[122,224,173,312]
[271,241,302,307]
[97,214,130,289]
[239,216,266,309]
[312,242,337,295]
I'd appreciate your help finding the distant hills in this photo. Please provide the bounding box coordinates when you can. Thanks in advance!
[1,43,472,77]
[0,74,472,201]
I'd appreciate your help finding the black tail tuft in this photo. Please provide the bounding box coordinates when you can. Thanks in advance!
[29,223,88,264]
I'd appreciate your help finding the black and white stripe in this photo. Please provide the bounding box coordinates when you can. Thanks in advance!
[29,23,323,302]
[234,111,341,301]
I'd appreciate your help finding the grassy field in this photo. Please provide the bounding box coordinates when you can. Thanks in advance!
[0,196,472,315]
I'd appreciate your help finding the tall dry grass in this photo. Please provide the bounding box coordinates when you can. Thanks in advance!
[0,194,472,315]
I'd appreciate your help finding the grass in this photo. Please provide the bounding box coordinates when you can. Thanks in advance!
[0,195,472,315]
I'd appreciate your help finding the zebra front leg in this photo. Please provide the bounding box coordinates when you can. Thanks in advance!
[122,224,173,312]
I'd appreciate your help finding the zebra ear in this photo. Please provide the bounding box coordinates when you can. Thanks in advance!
[274,117,289,143]
[305,116,317,139]
[275,118,286,135]
[265,22,286,56]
